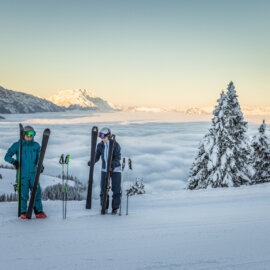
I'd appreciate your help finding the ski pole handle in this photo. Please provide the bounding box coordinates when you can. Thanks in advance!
[122,157,126,171]
[59,154,64,164]
[65,154,70,165]
[65,154,70,176]
[128,158,132,170]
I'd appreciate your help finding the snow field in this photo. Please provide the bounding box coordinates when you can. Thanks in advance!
[1,184,270,270]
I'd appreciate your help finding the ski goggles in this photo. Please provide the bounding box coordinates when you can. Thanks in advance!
[98,132,106,139]
[25,130,36,137]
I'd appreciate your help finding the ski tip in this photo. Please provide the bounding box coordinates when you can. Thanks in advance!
[92,126,98,132]
[44,128,51,135]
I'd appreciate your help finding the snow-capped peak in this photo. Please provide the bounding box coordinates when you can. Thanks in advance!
[48,88,116,111]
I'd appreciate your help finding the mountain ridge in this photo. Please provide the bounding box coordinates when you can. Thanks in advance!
[0,86,65,114]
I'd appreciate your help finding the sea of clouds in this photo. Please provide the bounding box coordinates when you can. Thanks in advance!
[0,111,266,197]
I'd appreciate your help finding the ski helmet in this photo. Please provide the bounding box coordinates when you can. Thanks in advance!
[23,126,36,137]
[98,127,111,139]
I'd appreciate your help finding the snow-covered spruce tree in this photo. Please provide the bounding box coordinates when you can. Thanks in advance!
[188,91,230,189]
[187,133,214,189]
[188,82,251,189]
[251,120,270,184]
[222,81,252,186]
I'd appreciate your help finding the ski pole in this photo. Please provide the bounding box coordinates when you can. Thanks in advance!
[126,194,129,215]
[64,154,70,219]
[126,158,132,216]
[59,154,65,219]
[119,157,126,216]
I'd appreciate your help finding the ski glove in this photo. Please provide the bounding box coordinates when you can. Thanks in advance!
[87,160,92,167]
[12,160,19,170]
[110,165,115,172]
[40,164,44,173]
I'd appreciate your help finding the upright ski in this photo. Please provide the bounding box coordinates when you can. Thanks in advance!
[101,134,116,215]
[86,126,98,209]
[26,128,50,219]
[18,124,24,217]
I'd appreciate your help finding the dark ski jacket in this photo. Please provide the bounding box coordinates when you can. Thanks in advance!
[95,140,121,170]
[4,139,40,179]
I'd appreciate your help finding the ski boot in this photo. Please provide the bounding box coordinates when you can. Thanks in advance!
[35,212,47,219]
[20,213,26,219]
[112,208,118,215]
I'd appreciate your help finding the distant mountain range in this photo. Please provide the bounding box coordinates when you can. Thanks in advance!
[0,86,116,113]
[184,106,270,116]
[0,85,270,116]
[0,86,64,114]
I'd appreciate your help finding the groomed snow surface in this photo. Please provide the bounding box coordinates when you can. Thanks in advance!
[0,185,270,270]
[1,111,270,270]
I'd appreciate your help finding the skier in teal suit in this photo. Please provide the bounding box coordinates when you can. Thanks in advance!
[4,126,46,219]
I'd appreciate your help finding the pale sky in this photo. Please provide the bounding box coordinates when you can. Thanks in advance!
[0,0,269,107]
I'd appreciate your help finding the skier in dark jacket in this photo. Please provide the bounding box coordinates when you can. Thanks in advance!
[88,127,122,214]
[4,126,46,219]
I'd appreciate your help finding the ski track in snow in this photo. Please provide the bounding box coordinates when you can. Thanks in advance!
[1,184,270,270]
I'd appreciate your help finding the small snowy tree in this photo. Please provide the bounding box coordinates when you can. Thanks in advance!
[188,133,214,189]
[126,178,145,196]
[250,120,270,184]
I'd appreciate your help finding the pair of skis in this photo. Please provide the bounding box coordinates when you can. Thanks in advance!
[59,154,70,219]
[17,124,50,219]
[101,134,115,215]
[85,126,116,215]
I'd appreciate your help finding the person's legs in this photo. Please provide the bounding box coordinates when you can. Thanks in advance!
[111,172,121,209]
[29,174,43,213]
[100,172,109,209]
[20,177,29,213]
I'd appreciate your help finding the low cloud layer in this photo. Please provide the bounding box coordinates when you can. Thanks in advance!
[0,113,266,195]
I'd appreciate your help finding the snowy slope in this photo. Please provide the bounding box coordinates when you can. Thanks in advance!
[1,184,270,270]
[48,89,116,111]
[0,86,65,114]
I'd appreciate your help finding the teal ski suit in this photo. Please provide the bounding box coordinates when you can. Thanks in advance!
[4,139,43,213]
